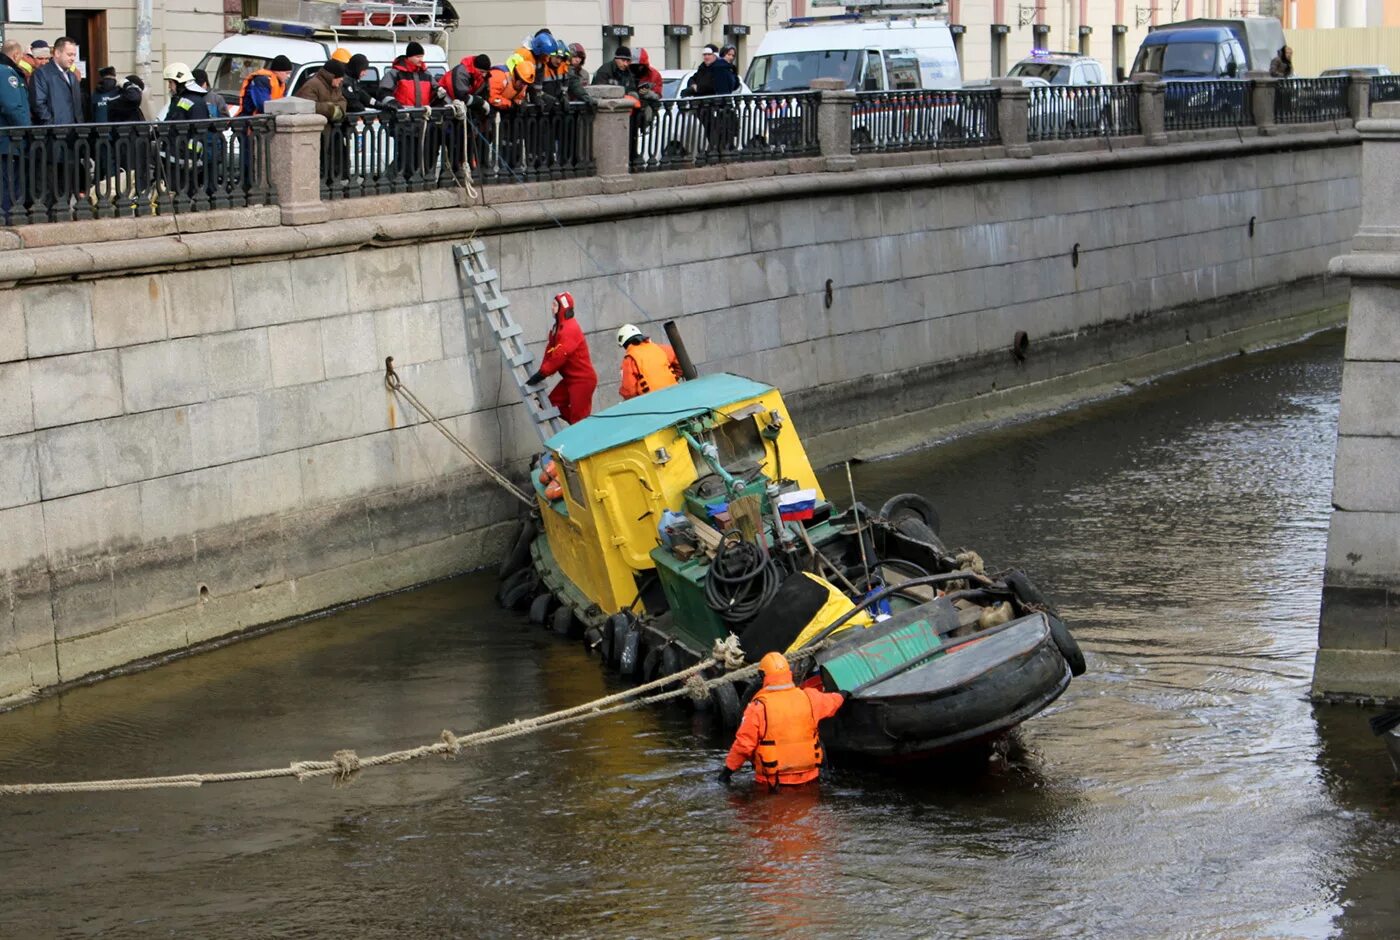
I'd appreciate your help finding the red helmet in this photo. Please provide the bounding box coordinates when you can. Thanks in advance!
[567,42,586,63]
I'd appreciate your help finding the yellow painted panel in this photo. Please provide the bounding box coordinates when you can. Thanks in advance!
[1288,26,1400,73]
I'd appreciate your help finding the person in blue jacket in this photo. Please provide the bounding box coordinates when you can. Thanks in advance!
[0,40,32,222]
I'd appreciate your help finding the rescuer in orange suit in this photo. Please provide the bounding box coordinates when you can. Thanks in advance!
[526,291,596,424]
[719,652,847,790]
[616,323,683,399]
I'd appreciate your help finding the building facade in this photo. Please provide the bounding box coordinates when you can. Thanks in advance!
[2,0,229,114]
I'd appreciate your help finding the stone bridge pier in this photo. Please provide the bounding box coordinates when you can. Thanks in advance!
[1317,102,1400,702]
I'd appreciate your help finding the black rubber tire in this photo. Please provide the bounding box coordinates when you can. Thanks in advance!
[501,578,534,611]
[606,613,632,669]
[660,644,683,679]
[641,645,663,683]
[895,516,947,555]
[583,624,605,654]
[496,567,532,607]
[739,676,761,709]
[498,519,536,579]
[1004,569,1059,617]
[880,493,941,535]
[528,592,554,626]
[712,680,742,730]
[552,604,575,637]
[619,626,642,677]
[1048,614,1087,677]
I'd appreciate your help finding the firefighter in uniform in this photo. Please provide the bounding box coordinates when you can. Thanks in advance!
[616,323,683,400]
[719,652,847,790]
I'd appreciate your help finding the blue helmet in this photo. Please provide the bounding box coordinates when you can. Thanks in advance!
[530,32,556,56]
[553,37,571,58]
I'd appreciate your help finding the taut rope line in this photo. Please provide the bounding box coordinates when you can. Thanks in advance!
[0,636,828,797]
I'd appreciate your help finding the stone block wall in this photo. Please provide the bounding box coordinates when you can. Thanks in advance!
[0,135,1361,703]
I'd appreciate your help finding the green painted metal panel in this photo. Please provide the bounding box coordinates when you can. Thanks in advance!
[820,619,944,692]
[650,546,730,653]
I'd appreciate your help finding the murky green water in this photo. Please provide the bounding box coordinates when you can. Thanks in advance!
[2,330,1397,938]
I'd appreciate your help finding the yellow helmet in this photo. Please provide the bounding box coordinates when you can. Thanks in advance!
[330,47,352,64]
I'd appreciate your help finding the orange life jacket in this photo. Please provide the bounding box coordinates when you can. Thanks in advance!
[752,684,824,786]
[238,69,285,111]
[619,341,680,399]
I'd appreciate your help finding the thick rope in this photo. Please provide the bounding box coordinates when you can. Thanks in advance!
[0,638,830,796]
[384,358,533,507]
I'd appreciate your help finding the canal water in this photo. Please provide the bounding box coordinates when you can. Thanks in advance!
[2,330,1397,938]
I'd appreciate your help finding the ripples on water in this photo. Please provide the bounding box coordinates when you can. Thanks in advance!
[1,331,1397,939]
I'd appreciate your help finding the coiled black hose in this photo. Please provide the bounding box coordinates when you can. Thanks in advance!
[703,533,781,625]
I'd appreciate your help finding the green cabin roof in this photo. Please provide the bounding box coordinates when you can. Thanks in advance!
[546,373,773,462]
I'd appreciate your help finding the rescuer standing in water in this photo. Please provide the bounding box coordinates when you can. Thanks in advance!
[719,652,847,790]
[527,291,597,424]
[616,323,683,399]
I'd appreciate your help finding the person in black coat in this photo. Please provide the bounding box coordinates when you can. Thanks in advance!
[343,53,378,112]
[682,44,740,97]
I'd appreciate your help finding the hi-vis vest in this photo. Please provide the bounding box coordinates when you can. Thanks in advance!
[238,69,285,112]
[621,342,679,397]
[752,685,823,783]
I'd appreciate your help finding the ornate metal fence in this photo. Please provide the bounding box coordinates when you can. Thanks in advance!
[1275,77,1349,124]
[630,92,819,172]
[1027,84,1141,141]
[320,103,596,199]
[1163,80,1253,130]
[1370,75,1400,111]
[850,88,1000,153]
[0,116,275,225]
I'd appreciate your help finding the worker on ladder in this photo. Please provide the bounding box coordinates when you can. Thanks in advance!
[527,291,597,424]
[616,323,683,399]
[719,652,847,791]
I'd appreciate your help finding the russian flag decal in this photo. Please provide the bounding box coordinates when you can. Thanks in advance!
[777,489,817,521]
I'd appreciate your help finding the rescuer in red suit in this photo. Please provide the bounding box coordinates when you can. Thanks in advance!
[527,291,597,425]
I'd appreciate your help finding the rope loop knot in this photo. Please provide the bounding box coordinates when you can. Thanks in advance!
[440,730,462,758]
[711,634,746,672]
[332,749,361,787]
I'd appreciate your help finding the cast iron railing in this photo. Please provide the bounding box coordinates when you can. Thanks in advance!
[0,116,275,225]
[320,103,596,198]
[849,88,1000,153]
[630,92,819,172]
[1027,84,1141,140]
[1163,80,1253,130]
[1370,75,1400,111]
[1275,77,1349,124]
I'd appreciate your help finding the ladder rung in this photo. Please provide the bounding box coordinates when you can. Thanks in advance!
[509,351,534,367]
[485,297,510,311]
[495,323,522,339]
[471,269,499,284]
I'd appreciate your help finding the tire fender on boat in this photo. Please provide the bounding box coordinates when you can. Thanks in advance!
[879,493,942,535]
[641,644,663,682]
[712,680,742,730]
[1005,570,1086,677]
[498,518,536,580]
[552,604,576,637]
[606,613,632,669]
[619,625,642,677]
[528,592,555,625]
[498,568,534,609]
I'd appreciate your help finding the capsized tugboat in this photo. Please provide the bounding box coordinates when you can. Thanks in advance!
[497,372,1086,760]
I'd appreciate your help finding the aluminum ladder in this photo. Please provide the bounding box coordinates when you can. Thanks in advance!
[454,240,565,445]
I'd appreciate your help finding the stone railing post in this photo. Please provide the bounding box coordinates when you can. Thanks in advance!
[587,84,633,188]
[1133,74,1168,145]
[809,78,855,171]
[990,78,1030,158]
[1314,100,1400,701]
[1247,72,1276,133]
[1347,73,1373,121]
[265,97,328,225]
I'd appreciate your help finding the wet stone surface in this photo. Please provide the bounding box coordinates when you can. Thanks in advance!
[1,330,1397,938]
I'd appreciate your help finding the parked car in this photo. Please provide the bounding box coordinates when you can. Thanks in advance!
[1319,65,1392,77]
[1133,16,1284,76]
[966,52,1117,138]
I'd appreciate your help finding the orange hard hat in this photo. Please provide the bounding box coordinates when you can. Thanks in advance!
[759,651,790,676]
[514,60,536,83]
[330,48,351,63]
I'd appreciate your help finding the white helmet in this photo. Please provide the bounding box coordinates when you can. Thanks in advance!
[616,323,643,348]
[162,62,194,85]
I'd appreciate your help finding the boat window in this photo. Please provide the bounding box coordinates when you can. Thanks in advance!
[561,460,586,508]
[713,417,766,472]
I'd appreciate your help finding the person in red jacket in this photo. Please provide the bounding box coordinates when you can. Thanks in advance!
[526,291,597,424]
[380,41,440,107]
[719,651,847,790]
[633,48,663,97]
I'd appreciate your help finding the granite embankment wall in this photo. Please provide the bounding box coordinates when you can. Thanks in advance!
[0,132,1360,702]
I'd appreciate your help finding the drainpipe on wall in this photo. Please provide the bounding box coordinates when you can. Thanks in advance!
[137,0,153,103]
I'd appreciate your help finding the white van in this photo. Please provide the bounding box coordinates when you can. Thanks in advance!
[196,29,448,114]
[744,2,961,93]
